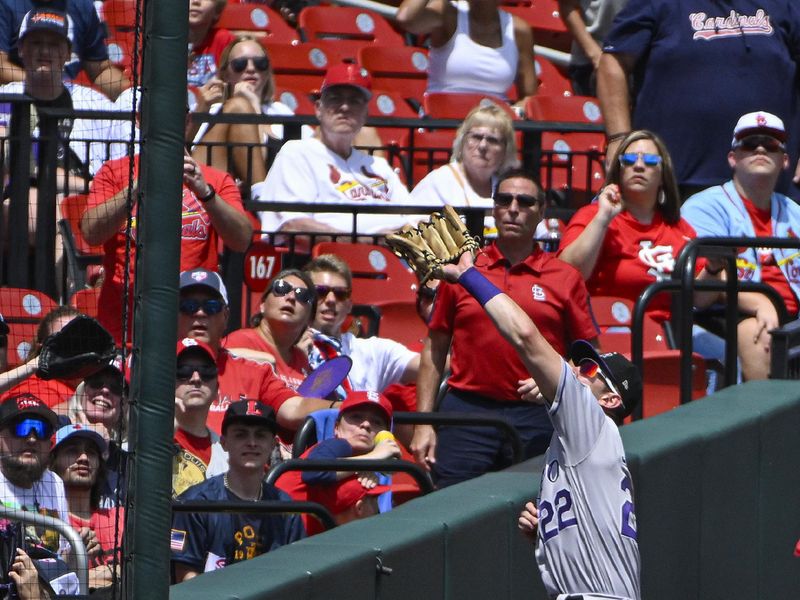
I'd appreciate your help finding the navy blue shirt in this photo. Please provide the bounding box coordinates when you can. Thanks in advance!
[603,0,800,189]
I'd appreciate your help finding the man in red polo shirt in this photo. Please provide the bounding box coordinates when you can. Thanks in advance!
[176,268,340,451]
[412,168,599,488]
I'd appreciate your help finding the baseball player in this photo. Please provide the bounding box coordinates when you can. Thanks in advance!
[437,250,642,599]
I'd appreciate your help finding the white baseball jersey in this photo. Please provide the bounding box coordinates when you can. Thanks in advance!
[535,361,641,600]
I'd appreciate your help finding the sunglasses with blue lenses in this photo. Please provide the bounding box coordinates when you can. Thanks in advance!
[176,363,219,381]
[270,279,314,304]
[12,418,52,440]
[179,298,225,316]
[618,152,663,167]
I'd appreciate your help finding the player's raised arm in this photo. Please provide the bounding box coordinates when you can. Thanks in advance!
[439,252,564,401]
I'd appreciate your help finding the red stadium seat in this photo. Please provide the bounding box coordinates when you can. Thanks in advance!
[69,288,101,319]
[0,288,59,368]
[273,86,317,116]
[500,0,571,52]
[534,55,573,98]
[59,194,105,295]
[374,300,427,352]
[358,46,429,107]
[101,0,139,32]
[423,92,518,120]
[638,351,707,419]
[310,242,418,306]
[368,89,418,154]
[590,295,670,354]
[406,128,456,187]
[218,4,299,42]
[298,6,405,49]
[264,41,347,93]
[524,94,603,124]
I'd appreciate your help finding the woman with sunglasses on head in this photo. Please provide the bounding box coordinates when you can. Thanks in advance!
[558,130,721,326]
[224,269,317,390]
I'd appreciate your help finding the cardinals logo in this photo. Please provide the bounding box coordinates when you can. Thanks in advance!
[638,241,675,280]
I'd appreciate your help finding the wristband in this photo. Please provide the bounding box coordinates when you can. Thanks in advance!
[198,184,215,203]
[459,267,501,306]
[606,131,630,143]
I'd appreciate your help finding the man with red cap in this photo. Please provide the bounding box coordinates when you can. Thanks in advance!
[276,390,405,535]
[252,62,413,237]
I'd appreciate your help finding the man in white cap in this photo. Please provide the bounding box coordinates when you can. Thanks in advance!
[252,62,412,239]
[682,111,800,381]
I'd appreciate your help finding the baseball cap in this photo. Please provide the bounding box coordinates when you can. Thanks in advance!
[731,111,787,147]
[52,423,108,457]
[0,393,58,429]
[310,477,392,515]
[569,340,642,419]
[320,62,372,100]
[19,8,70,43]
[176,337,217,362]
[339,390,392,426]
[221,399,277,434]
[179,268,229,304]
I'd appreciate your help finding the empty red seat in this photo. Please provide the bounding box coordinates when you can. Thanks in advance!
[218,4,299,42]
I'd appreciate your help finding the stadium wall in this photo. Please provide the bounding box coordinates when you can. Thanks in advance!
[170,380,800,599]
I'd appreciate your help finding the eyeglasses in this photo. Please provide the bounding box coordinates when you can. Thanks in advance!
[270,279,314,304]
[494,192,542,208]
[466,132,503,147]
[314,285,351,301]
[84,374,124,396]
[578,358,620,397]
[176,363,218,381]
[12,418,52,440]
[733,135,785,153]
[229,56,269,73]
[179,298,225,316]
[618,152,663,167]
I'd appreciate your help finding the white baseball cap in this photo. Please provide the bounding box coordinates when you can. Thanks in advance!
[731,111,786,148]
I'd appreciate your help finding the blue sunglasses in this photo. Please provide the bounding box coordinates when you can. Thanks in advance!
[13,418,52,440]
[179,298,225,316]
[618,152,662,167]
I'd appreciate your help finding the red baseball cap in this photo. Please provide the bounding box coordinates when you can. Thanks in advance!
[320,62,372,100]
[176,337,216,362]
[339,390,392,425]
[311,478,391,515]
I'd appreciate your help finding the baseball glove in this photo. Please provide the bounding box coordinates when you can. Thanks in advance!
[36,315,116,381]
[386,205,480,284]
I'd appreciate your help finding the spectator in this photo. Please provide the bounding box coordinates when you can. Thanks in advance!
[50,424,124,592]
[80,138,253,343]
[171,400,305,582]
[412,168,598,488]
[597,1,800,197]
[276,390,403,535]
[557,0,627,96]
[0,0,128,100]
[682,111,800,381]
[223,269,316,390]
[172,337,227,497]
[395,0,537,109]
[252,62,413,240]
[187,0,233,89]
[303,254,419,442]
[176,268,340,439]
[559,130,721,326]
[0,393,68,556]
[411,101,523,238]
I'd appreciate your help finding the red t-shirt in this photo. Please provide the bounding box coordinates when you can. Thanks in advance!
[69,507,125,567]
[205,348,297,435]
[742,198,798,315]
[561,205,699,324]
[84,154,248,342]
[188,27,235,87]
[429,244,597,401]
[223,328,309,391]
[4,375,75,409]
[173,427,214,497]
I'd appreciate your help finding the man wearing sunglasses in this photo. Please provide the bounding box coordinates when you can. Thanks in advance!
[173,337,228,498]
[433,250,642,599]
[683,111,800,382]
[0,393,70,558]
[178,268,341,439]
[414,168,598,488]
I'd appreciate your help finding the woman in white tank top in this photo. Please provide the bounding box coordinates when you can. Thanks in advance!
[396,0,537,109]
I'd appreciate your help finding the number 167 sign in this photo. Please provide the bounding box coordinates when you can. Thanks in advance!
[243,242,283,293]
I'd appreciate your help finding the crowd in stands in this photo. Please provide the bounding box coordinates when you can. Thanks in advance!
[0,0,797,595]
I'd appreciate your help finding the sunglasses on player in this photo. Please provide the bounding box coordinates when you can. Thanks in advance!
[270,279,314,304]
[494,192,542,208]
[11,418,52,440]
[733,135,785,153]
[314,285,351,301]
[84,373,124,396]
[229,56,269,73]
[618,152,662,167]
[175,363,219,381]
[577,358,620,397]
[179,298,225,316]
